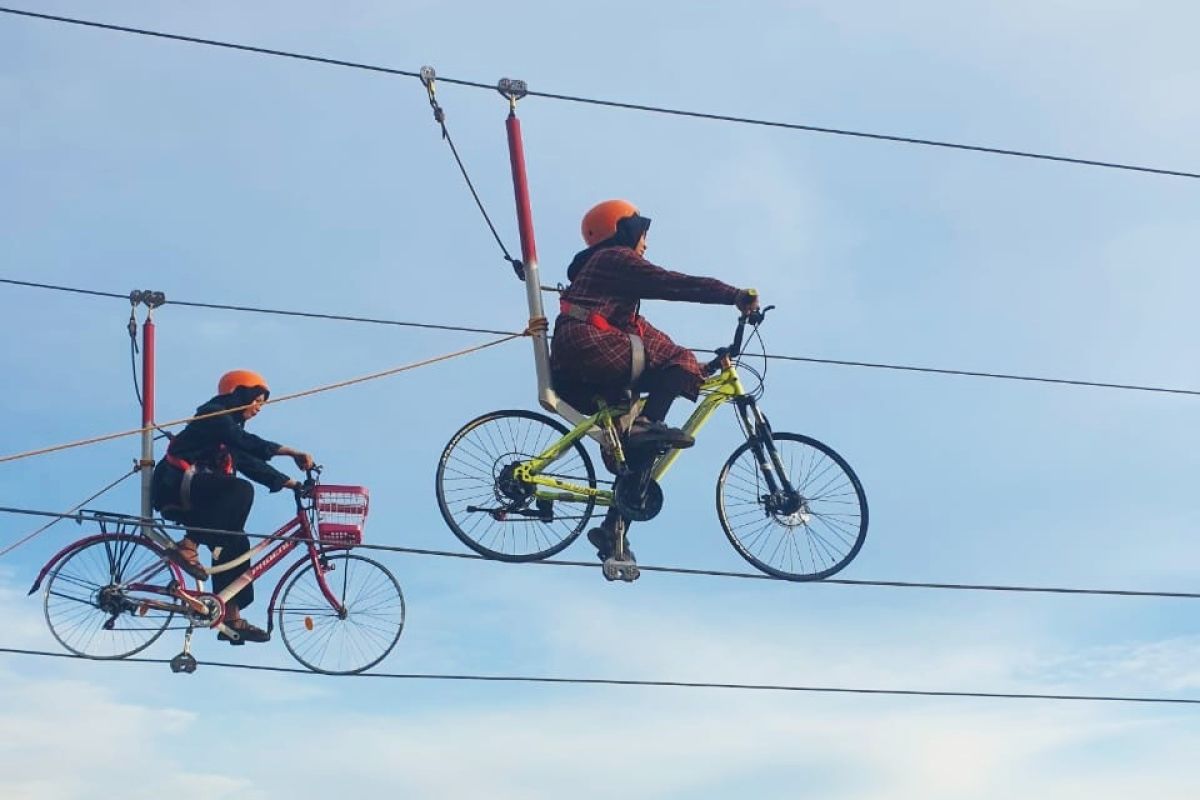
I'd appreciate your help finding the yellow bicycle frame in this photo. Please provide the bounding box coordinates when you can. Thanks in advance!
[511,361,750,506]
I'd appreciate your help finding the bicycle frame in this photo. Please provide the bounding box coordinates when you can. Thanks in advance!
[512,359,754,505]
[30,503,350,633]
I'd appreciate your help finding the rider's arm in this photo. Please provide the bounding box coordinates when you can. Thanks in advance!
[197,412,281,461]
[592,248,743,305]
[233,451,292,493]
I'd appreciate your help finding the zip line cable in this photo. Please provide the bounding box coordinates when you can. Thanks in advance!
[0,470,136,558]
[3,503,1199,602]
[0,334,520,466]
[5,277,1200,399]
[0,646,1194,706]
[2,6,1198,181]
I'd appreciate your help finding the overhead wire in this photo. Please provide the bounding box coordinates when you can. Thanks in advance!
[0,470,136,558]
[0,646,1194,706]
[0,334,521,466]
[4,277,1199,399]
[2,6,1199,181]
[3,503,1199,601]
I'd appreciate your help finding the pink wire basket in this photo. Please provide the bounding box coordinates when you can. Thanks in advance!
[313,485,370,547]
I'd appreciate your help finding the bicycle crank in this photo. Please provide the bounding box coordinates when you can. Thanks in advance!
[613,474,663,522]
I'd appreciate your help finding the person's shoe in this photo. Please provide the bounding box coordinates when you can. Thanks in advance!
[626,417,694,449]
[166,538,208,581]
[587,526,614,561]
[218,618,270,645]
[587,525,636,563]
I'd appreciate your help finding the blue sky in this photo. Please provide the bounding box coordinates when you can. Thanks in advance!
[2,1,1200,797]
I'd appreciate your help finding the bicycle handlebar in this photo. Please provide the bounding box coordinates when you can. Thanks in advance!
[293,465,323,506]
[704,305,775,374]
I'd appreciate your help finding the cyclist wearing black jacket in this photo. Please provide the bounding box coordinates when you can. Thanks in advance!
[151,369,314,644]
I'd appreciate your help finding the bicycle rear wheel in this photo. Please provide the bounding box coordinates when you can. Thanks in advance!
[717,432,868,580]
[278,554,405,674]
[435,409,597,561]
[43,534,180,659]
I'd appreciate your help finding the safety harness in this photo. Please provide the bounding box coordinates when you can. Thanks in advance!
[165,445,233,512]
[560,300,647,385]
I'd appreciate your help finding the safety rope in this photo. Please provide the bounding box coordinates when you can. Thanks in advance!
[0,468,136,557]
[0,334,521,466]
[419,66,525,281]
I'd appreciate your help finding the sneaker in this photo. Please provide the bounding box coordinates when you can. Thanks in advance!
[587,526,636,563]
[626,417,694,449]
[587,526,614,561]
[218,618,270,645]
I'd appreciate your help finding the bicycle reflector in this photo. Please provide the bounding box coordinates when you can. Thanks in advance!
[314,485,370,547]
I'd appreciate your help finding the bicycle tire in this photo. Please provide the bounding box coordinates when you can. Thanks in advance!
[277,553,405,675]
[716,432,868,580]
[43,534,179,659]
[435,409,597,561]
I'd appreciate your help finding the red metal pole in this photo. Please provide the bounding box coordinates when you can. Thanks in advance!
[504,109,557,412]
[139,313,156,524]
[142,316,155,430]
[506,112,539,266]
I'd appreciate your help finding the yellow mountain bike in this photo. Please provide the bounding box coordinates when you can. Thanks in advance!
[435,308,868,581]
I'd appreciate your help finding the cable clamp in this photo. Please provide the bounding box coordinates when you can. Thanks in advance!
[497,77,528,111]
[419,65,447,131]
[129,289,167,309]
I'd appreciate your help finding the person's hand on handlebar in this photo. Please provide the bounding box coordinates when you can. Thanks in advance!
[277,445,315,471]
[736,288,760,316]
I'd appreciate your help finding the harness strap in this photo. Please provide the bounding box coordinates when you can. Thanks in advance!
[166,453,198,511]
[561,301,647,385]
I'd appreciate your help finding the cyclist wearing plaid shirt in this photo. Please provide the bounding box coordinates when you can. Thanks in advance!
[550,199,759,561]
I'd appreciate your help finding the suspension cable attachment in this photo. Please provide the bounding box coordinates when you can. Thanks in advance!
[419,65,447,136]
[129,289,167,312]
[497,77,528,112]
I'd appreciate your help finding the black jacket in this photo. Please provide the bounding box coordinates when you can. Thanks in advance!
[151,391,289,510]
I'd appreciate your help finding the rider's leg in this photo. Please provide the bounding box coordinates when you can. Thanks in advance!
[628,367,695,448]
[182,475,270,643]
[183,476,257,603]
[587,508,635,562]
[640,365,692,423]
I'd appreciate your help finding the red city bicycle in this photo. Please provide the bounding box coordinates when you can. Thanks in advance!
[28,468,405,674]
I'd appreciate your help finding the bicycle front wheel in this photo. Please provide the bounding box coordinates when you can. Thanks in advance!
[278,554,405,674]
[717,432,868,580]
[43,534,179,659]
[435,409,597,561]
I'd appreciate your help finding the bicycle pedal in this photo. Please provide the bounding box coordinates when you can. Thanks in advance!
[169,652,198,674]
[601,557,640,583]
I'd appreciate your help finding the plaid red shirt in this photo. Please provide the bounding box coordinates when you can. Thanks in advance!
[550,246,740,410]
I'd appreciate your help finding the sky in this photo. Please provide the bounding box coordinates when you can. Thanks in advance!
[2,1,1200,797]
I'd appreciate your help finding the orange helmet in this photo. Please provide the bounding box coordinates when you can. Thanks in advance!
[218,369,270,399]
[581,199,650,247]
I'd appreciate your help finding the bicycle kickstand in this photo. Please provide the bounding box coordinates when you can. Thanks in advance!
[169,624,199,674]
[601,518,640,584]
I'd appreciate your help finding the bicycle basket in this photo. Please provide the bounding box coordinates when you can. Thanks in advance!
[313,485,369,547]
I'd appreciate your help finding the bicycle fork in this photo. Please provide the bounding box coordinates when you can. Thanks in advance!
[735,398,805,515]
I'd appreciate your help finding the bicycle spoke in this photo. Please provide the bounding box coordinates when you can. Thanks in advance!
[718,433,867,580]
[278,554,404,674]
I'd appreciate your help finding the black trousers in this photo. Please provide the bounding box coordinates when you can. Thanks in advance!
[182,473,256,610]
[637,366,693,423]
